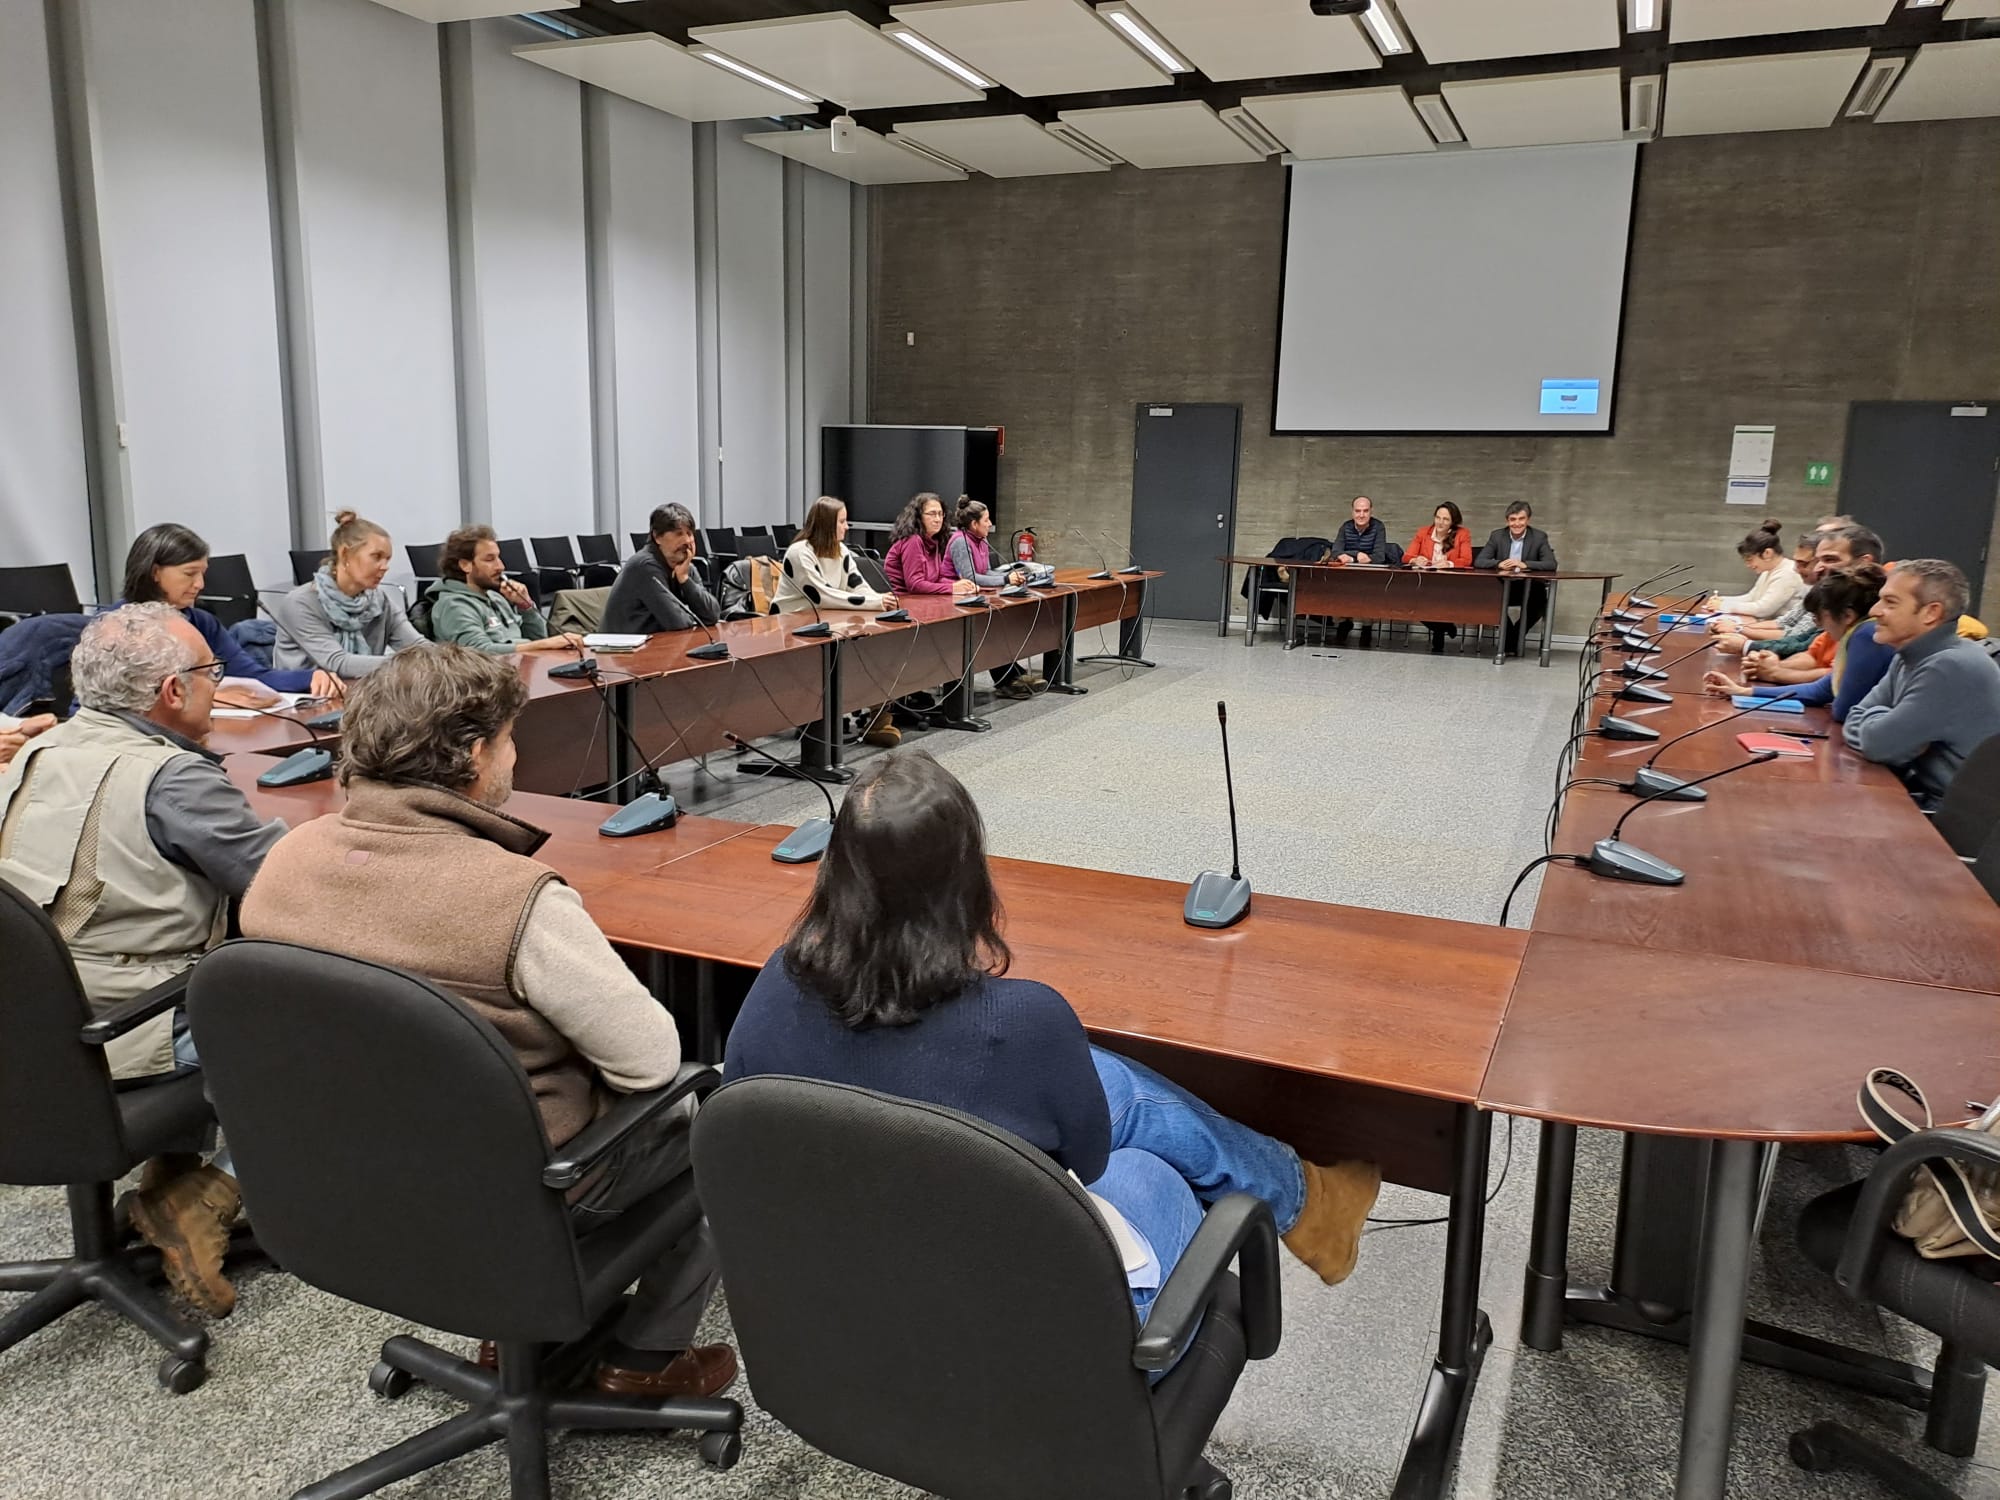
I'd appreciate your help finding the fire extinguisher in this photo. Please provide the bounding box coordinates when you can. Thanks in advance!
[1014,528,1037,565]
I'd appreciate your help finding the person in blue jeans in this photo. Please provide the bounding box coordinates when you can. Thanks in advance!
[723,749,1382,1316]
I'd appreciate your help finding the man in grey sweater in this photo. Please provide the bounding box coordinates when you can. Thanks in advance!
[602,503,721,636]
[1844,559,2000,809]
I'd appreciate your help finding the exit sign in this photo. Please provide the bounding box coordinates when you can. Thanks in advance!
[1805,462,1834,486]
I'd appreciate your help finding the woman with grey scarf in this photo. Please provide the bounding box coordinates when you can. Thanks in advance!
[271,510,429,684]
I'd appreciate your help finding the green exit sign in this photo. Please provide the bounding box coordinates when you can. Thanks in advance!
[1805,462,1834,486]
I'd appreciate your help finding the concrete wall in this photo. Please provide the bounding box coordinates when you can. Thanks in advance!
[868,120,2000,633]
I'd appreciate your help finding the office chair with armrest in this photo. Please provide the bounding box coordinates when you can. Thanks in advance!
[1931,734,2000,862]
[0,879,234,1393]
[0,563,85,625]
[692,1077,1280,1500]
[289,550,327,587]
[577,533,619,567]
[185,942,742,1500]
[198,553,259,628]
[630,532,650,554]
[531,535,611,589]
[1789,1128,2000,1498]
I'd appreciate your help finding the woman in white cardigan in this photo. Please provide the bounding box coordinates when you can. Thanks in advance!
[1712,520,1807,621]
[775,496,900,747]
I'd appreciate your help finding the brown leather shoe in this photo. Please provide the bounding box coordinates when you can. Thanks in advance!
[1281,1158,1382,1286]
[123,1163,237,1318]
[593,1343,738,1399]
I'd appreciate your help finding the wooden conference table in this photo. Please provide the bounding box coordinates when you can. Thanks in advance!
[1224,555,1619,667]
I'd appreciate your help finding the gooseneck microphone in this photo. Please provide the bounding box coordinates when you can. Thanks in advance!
[1627,565,1694,613]
[1621,688,1804,800]
[250,703,336,788]
[687,613,731,661]
[792,590,834,638]
[549,634,598,680]
[1605,565,1685,624]
[1099,529,1145,576]
[1070,526,1115,582]
[1586,751,1779,886]
[1184,701,1250,929]
[726,731,837,863]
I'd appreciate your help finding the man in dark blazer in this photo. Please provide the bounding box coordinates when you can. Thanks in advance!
[1475,501,1558,655]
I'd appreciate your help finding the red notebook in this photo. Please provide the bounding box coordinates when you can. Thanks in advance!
[1737,732,1815,758]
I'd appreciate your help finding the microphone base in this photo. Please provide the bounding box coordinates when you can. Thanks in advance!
[687,641,731,660]
[1628,594,1660,610]
[1184,871,1251,929]
[1616,684,1674,706]
[1607,609,1644,626]
[1596,715,1661,742]
[1088,570,1113,580]
[549,660,598,680]
[1117,565,1144,575]
[772,817,833,864]
[1615,637,1661,656]
[1623,766,1708,801]
[792,622,834,637]
[598,792,680,837]
[1587,839,1685,886]
[304,709,345,730]
[1617,661,1666,680]
[257,747,335,788]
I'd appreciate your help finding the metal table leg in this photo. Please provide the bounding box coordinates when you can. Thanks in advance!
[1218,567,1233,639]
[939,611,992,732]
[1394,1104,1493,1500]
[1538,581,1558,668]
[1050,591,1087,694]
[1283,575,1298,651]
[1494,579,1512,666]
[1674,1138,1763,1500]
[1521,1122,1577,1352]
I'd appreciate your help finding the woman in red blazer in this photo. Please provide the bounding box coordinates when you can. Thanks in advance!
[1405,501,1472,654]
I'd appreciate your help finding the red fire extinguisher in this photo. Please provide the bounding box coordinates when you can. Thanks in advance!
[1014,528,1037,564]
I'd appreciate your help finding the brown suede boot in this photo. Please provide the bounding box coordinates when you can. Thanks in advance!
[124,1161,238,1318]
[1281,1159,1382,1286]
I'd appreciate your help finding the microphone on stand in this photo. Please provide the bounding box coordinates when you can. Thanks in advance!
[687,614,731,661]
[1099,529,1145,576]
[1627,566,1695,613]
[1585,751,1779,885]
[726,731,837,863]
[1184,701,1250,929]
[1070,527,1115,582]
[792,591,834,638]
[249,705,336,788]
[1620,688,1805,801]
[1605,565,1686,625]
[550,634,599,680]
[1612,635,1717,684]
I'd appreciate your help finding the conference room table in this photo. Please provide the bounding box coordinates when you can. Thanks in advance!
[1224,555,1619,666]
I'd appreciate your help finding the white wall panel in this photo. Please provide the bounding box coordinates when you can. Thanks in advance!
[713,121,787,526]
[0,0,94,592]
[801,171,853,509]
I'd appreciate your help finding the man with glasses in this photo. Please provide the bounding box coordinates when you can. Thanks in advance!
[0,602,285,1316]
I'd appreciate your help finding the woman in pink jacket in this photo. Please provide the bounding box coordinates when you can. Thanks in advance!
[884,493,975,597]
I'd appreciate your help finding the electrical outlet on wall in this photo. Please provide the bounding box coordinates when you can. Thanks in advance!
[906,331,915,346]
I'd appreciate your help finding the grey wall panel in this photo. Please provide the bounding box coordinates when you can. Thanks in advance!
[81,0,292,588]
[462,17,593,542]
[801,168,853,513]
[713,121,786,526]
[600,92,699,539]
[283,0,460,573]
[0,0,94,588]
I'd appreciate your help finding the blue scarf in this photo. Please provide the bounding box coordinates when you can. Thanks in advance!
[313,566,383,658]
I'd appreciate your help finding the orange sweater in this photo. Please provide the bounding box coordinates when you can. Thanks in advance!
[1405,527,1473,570]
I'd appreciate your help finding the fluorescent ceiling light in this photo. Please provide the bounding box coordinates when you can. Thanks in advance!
[1906,0,1947,7]
[1359,1,1410,57]
[884,25,995,91]
[1627,0,1661,32]
[1099,5,1190,74]
[692,49,818,104]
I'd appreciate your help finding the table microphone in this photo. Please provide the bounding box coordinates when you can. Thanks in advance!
[687,616,731,661]
[1620,688,1805,801]
[1586,751,1779,886]
[792,592,833,638]
[1070,526,1114,582]
[1612,635,1716,685]
[1628,566,1694,613]
[550,634,599,680]
[1098,529,1146,576]
[1184,701,1250,929]
[725,731,836,863]
[1605,565,1686,624]
[249,705,335,788]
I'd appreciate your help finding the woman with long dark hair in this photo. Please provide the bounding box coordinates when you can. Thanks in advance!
[725,751,1381,1312]
[884,492,973,598]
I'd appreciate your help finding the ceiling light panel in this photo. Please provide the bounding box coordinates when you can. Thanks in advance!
[514,34,818,122]
[889,0,1169,96]
[1875,37,2000,121]
[362,0,537,19]
[1669,0,1895,44]
[1119,0,1381,81]
[1394,0,1622,65]
[1663,49,1871,135]
[688,13,985,110]
[893,114,1113,175]
[742,126,968,185]
[1241,86,1438,159]
[1441,68,1625,148]
[1055,100,1268,167]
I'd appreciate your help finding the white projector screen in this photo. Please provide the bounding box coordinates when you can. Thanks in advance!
[1273,141,1638,435]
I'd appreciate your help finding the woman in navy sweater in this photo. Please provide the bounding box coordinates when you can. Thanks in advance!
[725,750,1380,1311]
[121,524,334,702]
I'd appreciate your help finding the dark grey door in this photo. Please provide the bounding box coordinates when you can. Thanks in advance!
[1841,401,2000,613]
[1129,403,1240,622]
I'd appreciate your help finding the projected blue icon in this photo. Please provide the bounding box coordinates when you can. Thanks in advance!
[1540,379,1601,416]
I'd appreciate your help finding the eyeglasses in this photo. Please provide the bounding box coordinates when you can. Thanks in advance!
[172,659,227,685]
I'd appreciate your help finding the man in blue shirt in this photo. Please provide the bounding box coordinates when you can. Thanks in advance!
[1332,495,1387,648]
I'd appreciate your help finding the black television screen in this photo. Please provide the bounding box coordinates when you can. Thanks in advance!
[821,426,999,527]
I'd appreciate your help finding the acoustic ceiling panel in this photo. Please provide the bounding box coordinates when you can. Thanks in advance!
[1119,0,1381,82]
[688,12,984,110]
[1441,68,1625,148]
[1241,86,1436,159]
[363,0,545,19]
[893,114,1111,175]
[1393,0,1622,65]
[1056,100,1266,166]
[741,125,968,184]
[1875,38,2000,122]
[1664,49,1870,135]
[1669,0,1895,44]
[514,34,817,122]
[889,0,1167,96]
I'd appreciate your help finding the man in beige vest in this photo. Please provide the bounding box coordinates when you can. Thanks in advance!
[241,646,736,1400]
[0,603,286,1316]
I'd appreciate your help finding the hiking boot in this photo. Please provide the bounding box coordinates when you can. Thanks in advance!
[1282,1158,1381,1285]
[123,1161,238,1317]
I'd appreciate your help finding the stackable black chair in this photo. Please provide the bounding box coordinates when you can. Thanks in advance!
[693,1077,1279,1500]
[0,878,228,1393]
[530,536,609,590]
[289,550,325,587]
[0,564,83,624]
[577,533,621,569]
[702,529,741,574]
[1789,1131,2000,1498]
[186,942,742,1500]
[198,553,259,628]
[629,532,650,554]
[737,534,780,561]
[1932,734,2000,862]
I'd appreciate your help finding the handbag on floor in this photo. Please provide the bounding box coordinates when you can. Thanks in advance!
[1859,1068,2000,1260]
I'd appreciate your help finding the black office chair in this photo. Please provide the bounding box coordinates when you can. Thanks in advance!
[1932,735,2000,861]
[288,549,326,587]
[529,535,607,590]
[737,534,780,561]
[1789,1129,2000,1498]
[629,532,650,554]
[702,528,741,570]
[578,533,620,567]
[853,553,893,595]
[692,1077,1279,1500]
[1974,822,2000,905]
[0,879,227,1393]
[185,942,742,1500]
[0,564,84,623]
[197,553,259,628]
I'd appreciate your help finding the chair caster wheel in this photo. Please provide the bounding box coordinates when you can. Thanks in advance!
[158,1354,207,1394]
[1788,1427,1836,1473]
[699,1430,743,1469]
[368,1360,415,1399]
